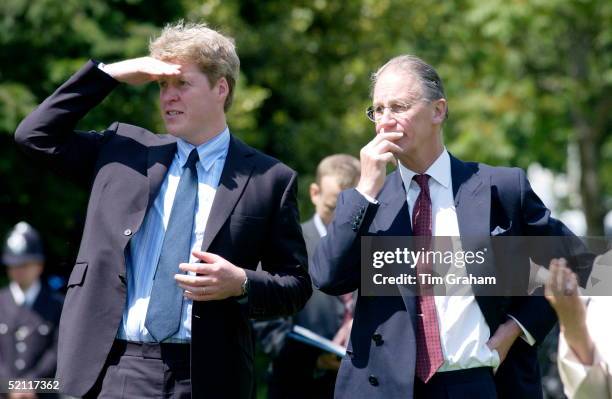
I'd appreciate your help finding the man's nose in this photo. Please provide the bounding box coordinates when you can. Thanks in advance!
[161,86,179,102]
[377,111,397,130]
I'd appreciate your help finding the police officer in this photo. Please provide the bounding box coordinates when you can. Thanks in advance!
[0,222,63,399]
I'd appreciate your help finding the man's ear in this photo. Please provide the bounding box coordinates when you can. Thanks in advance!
[309,182,321,205]
[216,77,229,102]
[431,98,447,124]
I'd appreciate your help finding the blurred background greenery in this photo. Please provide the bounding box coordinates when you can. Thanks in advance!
[0,0,610,396]
[1,0,611,263]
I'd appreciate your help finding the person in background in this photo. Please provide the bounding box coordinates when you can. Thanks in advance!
[0,222,64,399]
[264,154,360,399]
[545,254,612,399]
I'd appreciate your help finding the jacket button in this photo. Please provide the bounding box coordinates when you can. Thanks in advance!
[15,359,26,370]
[16,342,27,353]
[368,375,379,386]
[372,333,383,345]
[123,229,132,236]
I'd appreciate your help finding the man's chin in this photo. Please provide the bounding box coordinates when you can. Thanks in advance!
[166,127,186,138]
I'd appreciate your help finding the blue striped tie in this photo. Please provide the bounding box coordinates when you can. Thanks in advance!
[145,148,199,342]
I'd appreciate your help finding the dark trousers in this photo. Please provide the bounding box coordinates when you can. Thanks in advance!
[84,340,191,399]
[414,367,497,399]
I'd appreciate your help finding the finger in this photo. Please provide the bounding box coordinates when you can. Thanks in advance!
[544,268,553,299]
[562,267,570,295]
[562,267,575,296]
[176,277,216,291]
[182,282,218,296]
[566,272,578,296]
[184,262,221,276]
[151,57,182,69]
[558,258,569,273]
[554,260,566,294]
[179,262,208,274]
[547,259,559,292]
[369,132,403,147]
[145,68,182,81]
[184,290,218,301]
[144,58,182,74]
[179,284,207,295]
[174,273,210,286]
[377,152,396,164]
[373,139,403,155]
[192,251,223,264]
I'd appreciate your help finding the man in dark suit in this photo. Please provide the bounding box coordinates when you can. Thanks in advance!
[0,222,64,399]
[14,22,310,399]
[266,154,360,399]
[310,55,591,399]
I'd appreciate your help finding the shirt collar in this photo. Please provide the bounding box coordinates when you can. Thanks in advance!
[9,280,41,307]
[398,148,451,190]
[176,127,231,172]
[313,213,327,237]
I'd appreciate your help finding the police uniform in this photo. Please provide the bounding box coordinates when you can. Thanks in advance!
[0,222,63,386]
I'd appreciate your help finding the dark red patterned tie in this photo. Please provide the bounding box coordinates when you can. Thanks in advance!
[412,174,444,383]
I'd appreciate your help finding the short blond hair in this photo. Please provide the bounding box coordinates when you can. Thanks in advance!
[149,21,240,111]
[315,154,361,189]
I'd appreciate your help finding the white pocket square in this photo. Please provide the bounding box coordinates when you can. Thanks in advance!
[491,222,512,236]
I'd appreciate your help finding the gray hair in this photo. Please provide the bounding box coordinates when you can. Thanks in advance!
[371,55,448,119]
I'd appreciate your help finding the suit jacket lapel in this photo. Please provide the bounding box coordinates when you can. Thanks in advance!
[373,170,412,236]
[200,136,255,252]
[374,171,417,318]
[451,155,490,250]
[450,155,500,327]
[147,141,177,209]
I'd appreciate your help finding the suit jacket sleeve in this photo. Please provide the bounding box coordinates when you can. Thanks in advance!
[507,168,594,344]
[310,188,377,296]
[14,60,119,188]
[244,170,312,318]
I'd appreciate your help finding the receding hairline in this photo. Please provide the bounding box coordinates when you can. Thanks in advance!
[371,67,425,101]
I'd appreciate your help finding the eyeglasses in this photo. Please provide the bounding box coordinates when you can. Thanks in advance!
[365,99,429,123]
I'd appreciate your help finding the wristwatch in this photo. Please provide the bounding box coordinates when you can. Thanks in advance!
[240,276,249,297]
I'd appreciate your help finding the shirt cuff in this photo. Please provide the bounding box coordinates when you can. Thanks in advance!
[507,314,536,346]
[97,61,109,74]
[355,188,378,204]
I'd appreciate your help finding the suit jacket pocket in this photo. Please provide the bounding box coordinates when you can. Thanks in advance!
[67,262,88,287]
